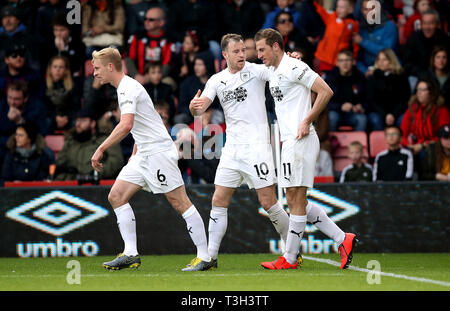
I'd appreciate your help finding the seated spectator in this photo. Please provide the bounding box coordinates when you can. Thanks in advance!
[82,75,118,120]
[0,5,38,70]
[0,43,43,99]
[125,6,176,85]
[39,13,85,79]
[175,125,219,185]
[353,0,399,75]
[313,0,359,74]
[218,0,264,40]
[404,0,431,41]
[403,9,450,79]
[339,141,372,182]
[400,78,450,164]
[244,37,260,64]
[325,49,368,131]
[143,62,176,124]
[373,125,414,181]
[419,124,450,180]
[314,106,333,176]
[0,81,48,163]
[54,107,124,181]
[173,30,212,83]
[44,55,81,134]
[366,48,411,131]
[124,0,165,37]
[424,46,449,108]
[82,0,125,56]
[262,0,302,32]
[1,122,54,183]
[35,0,71,50]
[176,52,221,125]
[274,11,315,67]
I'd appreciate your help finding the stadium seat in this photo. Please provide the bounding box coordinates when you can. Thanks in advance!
[369,130,388,158]
[85,59,94,77]
[333,157,353,172]
[329,131,368,158]
[45,135,65,158]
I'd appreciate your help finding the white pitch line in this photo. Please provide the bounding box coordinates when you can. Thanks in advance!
[303,255,450,288]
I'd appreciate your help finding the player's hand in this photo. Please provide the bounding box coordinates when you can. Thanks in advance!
[190,89,204,111]
[287,51,302,61]
[297,120,310,140]
[91,148,104,172]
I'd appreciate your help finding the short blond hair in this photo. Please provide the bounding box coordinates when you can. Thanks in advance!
[348,141,363,151]
[92,47,122,71]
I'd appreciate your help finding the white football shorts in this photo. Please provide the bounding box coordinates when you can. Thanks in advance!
[214,143,276,189]
[279,132,320,189]
[116,144,184,194]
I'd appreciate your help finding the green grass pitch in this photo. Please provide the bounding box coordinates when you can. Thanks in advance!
[0,253,449,291]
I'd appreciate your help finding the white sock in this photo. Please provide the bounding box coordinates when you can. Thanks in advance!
[267,202,289,244]
[306,201,346,245]
[208,206,228,260]
[284,214,306,264]
[182,205,210,262]
[114,203,138,256]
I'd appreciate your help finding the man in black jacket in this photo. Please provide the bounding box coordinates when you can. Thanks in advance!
[373,126,414,181]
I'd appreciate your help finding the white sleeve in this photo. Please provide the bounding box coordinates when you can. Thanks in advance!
[290,60,318,89]
[118,87,137,115]
[253,63,272,81]
[202,76,217,102]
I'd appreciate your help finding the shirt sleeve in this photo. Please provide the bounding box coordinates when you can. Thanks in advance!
[290,60,318,89]
[118,83,137,115]
[202,75,217,102]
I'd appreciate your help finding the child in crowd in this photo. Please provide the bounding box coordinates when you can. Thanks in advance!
[340,141,372,182]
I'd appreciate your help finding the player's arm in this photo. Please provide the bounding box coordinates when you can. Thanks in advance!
[91,113,134,172]
[189,89,213,116]
[298,77,333,139]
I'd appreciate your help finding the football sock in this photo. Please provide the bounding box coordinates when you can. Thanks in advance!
[267,201,289,244]
[114,203,138,256]
[306,201,346,245]
[182,205,210,262]
[284,214,306,264]
[208,206,228,260]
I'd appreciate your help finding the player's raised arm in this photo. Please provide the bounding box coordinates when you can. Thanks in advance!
[189,89,213,116]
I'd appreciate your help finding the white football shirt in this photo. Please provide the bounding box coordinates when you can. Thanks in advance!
[117,75,174,155]
[202,61,271,145]
[268,53,319,142]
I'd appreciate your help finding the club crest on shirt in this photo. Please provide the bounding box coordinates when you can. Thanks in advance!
[240,71,251,82]
[269,86,283,102]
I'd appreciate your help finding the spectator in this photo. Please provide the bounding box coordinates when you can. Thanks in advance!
[82,75,118,120]
[176,120,220,185]
[82,0,125,56]
[244,37,260,64]
[262,0,302,32]
[143,62,176,124]
[0,81,48,147]
[297,0,325,46]
[173,30,212,83]
[39,13,86,79]
[125,6,176,85]
[0,5,38,70]
[1,122,54,183]
[425,45,450,108]
[124,0,165,37]
[404,0,431,41]
[325,49,368,131]
[0,43,43,100]
[420,124,450,181]
[339,140,372,182]
[54,107,124,181]
[314,106,334,176]
[274,11,315,67]
[353,0,399,75]
[35,0,71,49]
[403,9,450,79]
[165,0,221,59]
[400,78,450,162]
[313,0,360,74]
[43,55,81,134]
[176,52,220,125]
[366,48,411,131]
[154,100,172,133]
[373,125,414,181]
[218,0,264,39]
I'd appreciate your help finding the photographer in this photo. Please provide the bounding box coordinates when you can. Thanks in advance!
[54,107,123,181]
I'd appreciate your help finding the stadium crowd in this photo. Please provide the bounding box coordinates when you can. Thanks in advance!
[0,0,449,185]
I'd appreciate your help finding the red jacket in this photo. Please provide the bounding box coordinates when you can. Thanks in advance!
[313,2,359,66]
[400,101,450,146]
